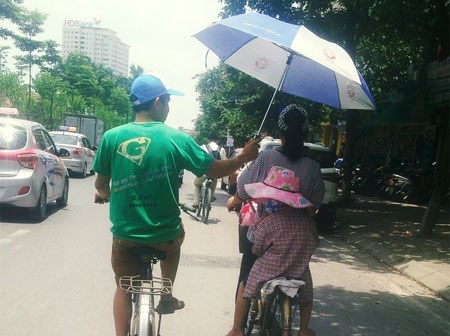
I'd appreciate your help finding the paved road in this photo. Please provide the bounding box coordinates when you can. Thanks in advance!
[0,171,448,335]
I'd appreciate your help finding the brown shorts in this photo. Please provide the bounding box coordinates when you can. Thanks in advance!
[111,231,185,286]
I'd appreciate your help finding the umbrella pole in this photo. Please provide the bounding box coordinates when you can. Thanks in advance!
[256,54,293,136]
[256,88,278,136]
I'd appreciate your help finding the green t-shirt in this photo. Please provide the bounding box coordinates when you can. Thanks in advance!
[93,122,214,244]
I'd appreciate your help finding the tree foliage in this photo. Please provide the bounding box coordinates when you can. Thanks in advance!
[0,1,137,132]
[0,0,25,40]
[13,9,48,109]
[195,63,326,146]
[0,70,26,109]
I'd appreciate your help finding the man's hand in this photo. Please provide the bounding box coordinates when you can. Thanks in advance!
[95,191,110,204]
[95,174,111,204]
[238,136,263,164]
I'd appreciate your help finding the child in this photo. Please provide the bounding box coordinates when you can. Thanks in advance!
[226,166,319,336]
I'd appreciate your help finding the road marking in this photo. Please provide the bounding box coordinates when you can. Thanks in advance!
[0,229,30,247]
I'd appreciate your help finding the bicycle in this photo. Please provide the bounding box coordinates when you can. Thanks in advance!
[196,177,214,224]
[245,277,305,336]
[179,202,200,222]
[119,246,172,336]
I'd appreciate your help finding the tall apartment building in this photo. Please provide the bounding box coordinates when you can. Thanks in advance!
[61,19,129,77]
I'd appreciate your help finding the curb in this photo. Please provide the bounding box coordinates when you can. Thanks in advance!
[336,233,450,302]
[397,261,450,302]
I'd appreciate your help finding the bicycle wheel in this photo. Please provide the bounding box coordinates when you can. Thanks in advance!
[270,289,293,336]
[244,299,259,336]
[201,186,212,223]
[259,293,275,335]
[260,289,293,336]
[128,294,138,336]
[130,292,156,336]
[196,186,203,217]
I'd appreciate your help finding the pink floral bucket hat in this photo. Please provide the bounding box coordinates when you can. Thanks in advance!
[244,166,313,208]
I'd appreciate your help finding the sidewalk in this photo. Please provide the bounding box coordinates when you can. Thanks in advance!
[333,194,450,301]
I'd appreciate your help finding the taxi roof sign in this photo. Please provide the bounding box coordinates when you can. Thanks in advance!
[0,107,19,116]
[58,125,77,132]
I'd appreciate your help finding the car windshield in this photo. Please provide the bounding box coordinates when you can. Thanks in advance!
[0,123,27,150]
[51,133,78,145]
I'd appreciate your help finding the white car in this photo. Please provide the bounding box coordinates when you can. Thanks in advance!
[49,130,96,178]
[0,118,70,221]
[259,138,339,233]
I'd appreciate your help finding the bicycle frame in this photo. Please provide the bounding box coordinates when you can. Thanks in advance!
[179,203,200,222]
[119,247,172,336]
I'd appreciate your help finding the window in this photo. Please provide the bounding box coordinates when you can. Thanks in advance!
[0,124,27,150]
[33,128,57,154]
[82,137,92,149]
[32,129,46,151]
[42,130,57,155]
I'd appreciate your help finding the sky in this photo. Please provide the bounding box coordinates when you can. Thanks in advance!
[15,0,223,129]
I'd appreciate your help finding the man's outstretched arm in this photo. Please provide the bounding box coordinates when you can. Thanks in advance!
[205,137,262,178]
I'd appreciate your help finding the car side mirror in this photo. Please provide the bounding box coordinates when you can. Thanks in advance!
[59,148,70,157]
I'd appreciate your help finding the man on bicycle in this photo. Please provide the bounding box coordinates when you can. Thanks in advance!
[93,74,261,336]
[192,132,227,208]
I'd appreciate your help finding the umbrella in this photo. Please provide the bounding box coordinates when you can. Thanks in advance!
[194,13,376,133]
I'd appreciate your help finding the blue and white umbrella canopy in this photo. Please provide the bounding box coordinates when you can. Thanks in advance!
[194,12,376,111]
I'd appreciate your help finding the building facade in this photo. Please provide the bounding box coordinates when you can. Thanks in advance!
[61,19,129,77]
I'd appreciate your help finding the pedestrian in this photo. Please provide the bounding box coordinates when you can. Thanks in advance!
[93,73,261,336]
[226,104,325,336]
[192,132,227,208]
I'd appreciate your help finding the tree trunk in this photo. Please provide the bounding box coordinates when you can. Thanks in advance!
[28,53,32,113]
[419,112,449,236]
[49,96,54,130]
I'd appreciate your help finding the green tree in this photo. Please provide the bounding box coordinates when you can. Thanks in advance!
[195,64,269,145]
[195,63,325,146]
[0,46,11,72]
[13,9,47,110]
[38,40,62,75]
[33,72,66,128]
[0,0,24,40]
[0,70,27,109]
[57,53,131,128]
[61,53,95,112]
[109,86,132,123]
[129,64,144,81]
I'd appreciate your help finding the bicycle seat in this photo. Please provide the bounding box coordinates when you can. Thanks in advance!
[129,246,167,262]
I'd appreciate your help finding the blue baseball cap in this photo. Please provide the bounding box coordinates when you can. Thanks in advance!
[130,74,184,106]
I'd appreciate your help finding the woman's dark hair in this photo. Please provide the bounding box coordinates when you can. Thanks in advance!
[277,104,307,161]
